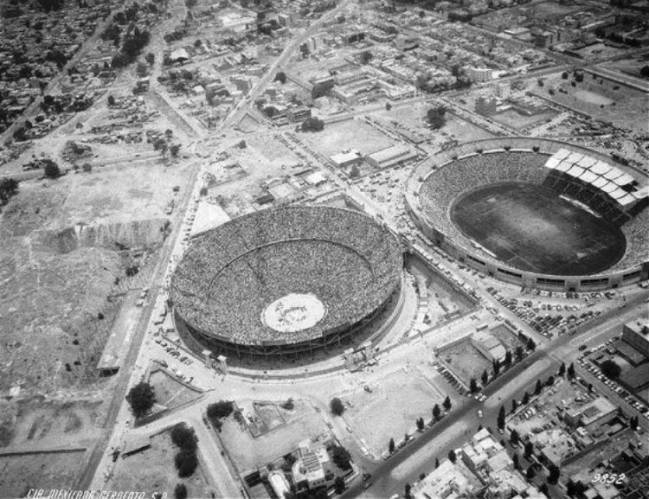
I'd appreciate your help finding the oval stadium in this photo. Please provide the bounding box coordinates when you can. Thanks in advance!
[406,138,649,291]
[169,205,403,360]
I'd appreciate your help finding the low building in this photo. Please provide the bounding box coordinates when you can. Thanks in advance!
[292,440,328,492]
[472,331,506,363]
[622,319,649,357]
[466,67,493,83]
[268,470,291,499]
[412,459,484,499]
[564,397,617,432]
[366,144,417,169]
[331,149,363,168]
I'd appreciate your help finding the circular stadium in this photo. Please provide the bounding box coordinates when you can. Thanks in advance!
[406,138,649,291]
[170,205,403,360]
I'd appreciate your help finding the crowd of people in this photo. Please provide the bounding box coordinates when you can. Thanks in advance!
[170,206,402,348]
[417,146,648,274]
[419,150,549,237]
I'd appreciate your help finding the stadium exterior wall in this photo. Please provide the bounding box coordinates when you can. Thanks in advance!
[405,137,649,291]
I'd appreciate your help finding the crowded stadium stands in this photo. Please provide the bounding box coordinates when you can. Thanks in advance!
[170,205,402,358]
[406,138,649,290]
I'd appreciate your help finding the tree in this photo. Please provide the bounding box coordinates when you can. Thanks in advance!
[535,379,543,395]
[426,106,446,129]
[389,437,395,454]
[432,404,441,421]
[515,346,524,361]
[359,50,373,64]
[481,369,489,386]
[539,483,549,496]
[567,362,575,379]
[526,466,535,480]
[435,457,439,468]
[510,429,519,446]
[448,449,457,463]
[175,449,198,477]
[145,52,155,65]
[170,144,181,158]
[522,391,530,405]
[385,102,392,111]
[281,398,294,410]
[504,350,512,367]
[404,483,412,499]
[174,483,187,499]
[566,479,588,497]
[301,117,325,132]
[416,417,425,431]
[443,396,452,411]
[43,160,61,179]
[171,424,197,452]
[136,61,148,77]
[334,476,345,494]
[524,441,534,459]
[107,94,116,106]
[497,406,506,430]
[548,464,560,484]
[527,338,536,351]
[330,397,345,416]
[274,71,287,84]
[511,399,518,413]
[601,359,621,379]
[470,378,479,394]
[332,445,351,470]
[207,401,234,420]
[0,178,19,205]
[546,375,555,387]
[126,382,156,418]
[492,358,500,377]
[641,65,649,78]
[512,453,520,469]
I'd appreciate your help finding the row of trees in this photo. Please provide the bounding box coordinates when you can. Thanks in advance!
[171,424,198,478]
[389,397,453,454]
[469,340,536,394]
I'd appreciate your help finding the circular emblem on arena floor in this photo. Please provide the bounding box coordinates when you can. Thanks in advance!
[262,293,327,333]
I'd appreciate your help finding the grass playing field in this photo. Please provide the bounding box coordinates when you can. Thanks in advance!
[451,182,626,275]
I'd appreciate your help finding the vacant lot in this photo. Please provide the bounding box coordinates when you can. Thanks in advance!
[220,399,328,472]
[109,431,212,498]
[300,118,392,157]
[148,370,202,411]
[0,398,103,450]
[341,368,447,457]
[438,338,491,387]
[0,450,86,498]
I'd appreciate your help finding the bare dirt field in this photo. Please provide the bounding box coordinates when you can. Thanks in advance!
[300,117,392,157]
[59,161,193,226]
[220,399,329,472]
[533,72,649,132]
[245,133,301,166]
[0,397,103,450]
[108,431,212,498]
[341,367,446,456]
[438,339,491,386]
[0,450,86,497]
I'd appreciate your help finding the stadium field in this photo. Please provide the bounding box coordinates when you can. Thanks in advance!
[450,182,626,275]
